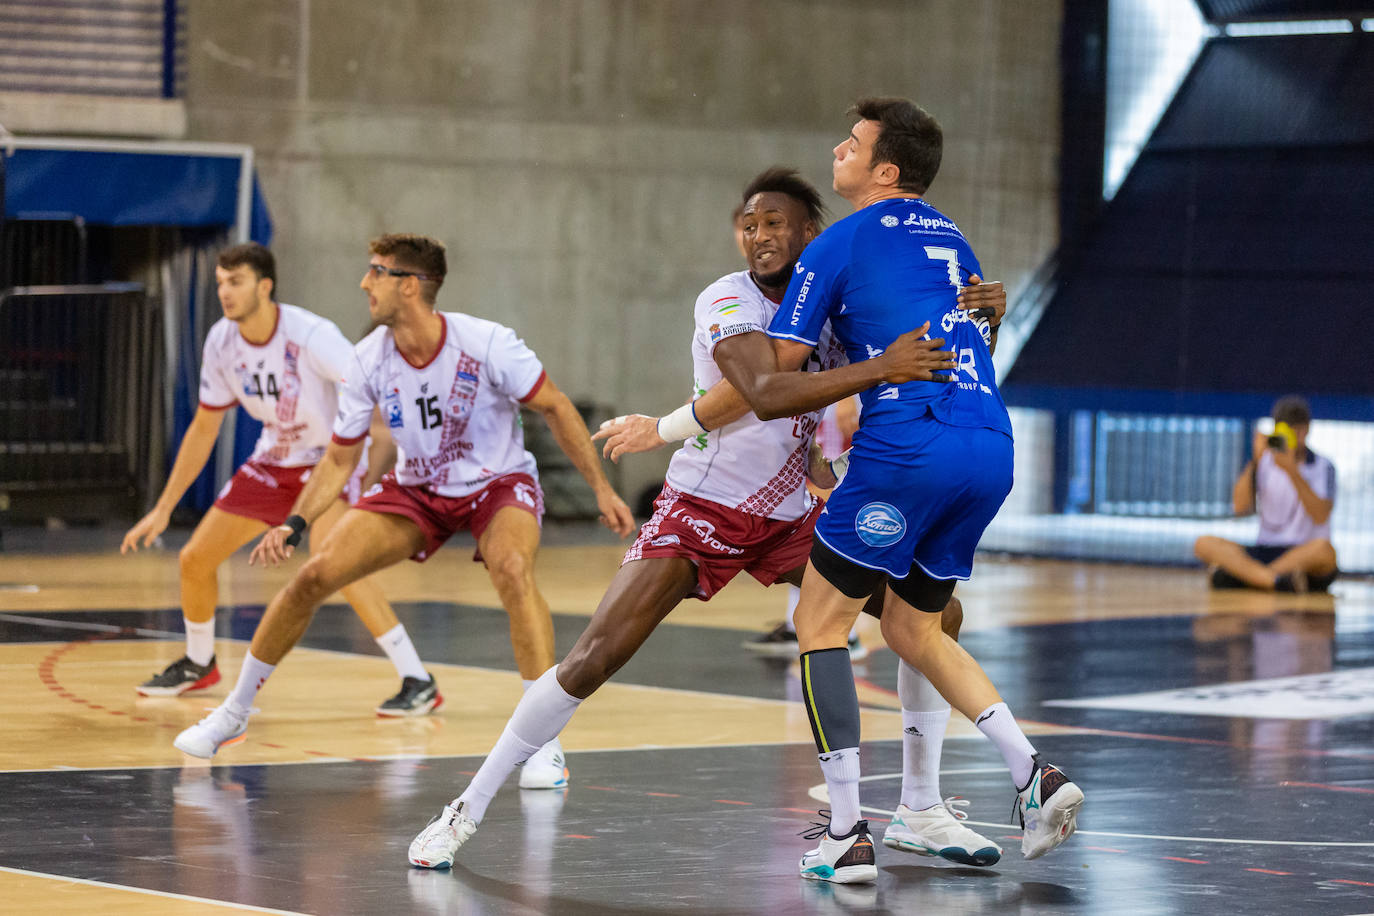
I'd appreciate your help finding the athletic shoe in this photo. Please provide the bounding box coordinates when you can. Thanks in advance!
[377,675,443,717]
[882,798,1002,866]
[1013,755,1084,859]
[799,815,877,884]
[742,622,799,656]
[173,703,251,759]
[137,655,220,697]
[518,738,570,789]
[408,801,478,868]
[743,624,868,661]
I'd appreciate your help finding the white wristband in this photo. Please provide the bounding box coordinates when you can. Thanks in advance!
[656,402,708,441]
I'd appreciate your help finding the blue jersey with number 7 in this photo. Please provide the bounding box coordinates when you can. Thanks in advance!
[766,197,1011,439]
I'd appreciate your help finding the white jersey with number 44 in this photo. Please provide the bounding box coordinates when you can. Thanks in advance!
[333,312,545,499]
[198,303,356,468]
[664,270,845,522]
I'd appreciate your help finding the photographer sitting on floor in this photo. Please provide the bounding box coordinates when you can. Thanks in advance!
[1194,396,1338,593]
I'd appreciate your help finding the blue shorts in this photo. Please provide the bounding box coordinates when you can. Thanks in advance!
[814,421,1013,581]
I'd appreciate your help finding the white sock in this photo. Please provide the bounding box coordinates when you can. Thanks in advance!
[226,651,275,714]
[973,701,1037,789]
[819,747,862,836]
[897,661,949,811]
[458,666,581,822]
[184,617,215,667]
[375,623,427,681]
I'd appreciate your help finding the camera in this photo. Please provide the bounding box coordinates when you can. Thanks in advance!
[1266,421,1297,452]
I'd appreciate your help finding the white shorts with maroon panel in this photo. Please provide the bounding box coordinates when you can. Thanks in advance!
[353,471,544,562]
[624,483,821,600]
[213,460,365,526]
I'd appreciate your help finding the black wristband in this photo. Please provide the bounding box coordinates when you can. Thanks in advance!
[282,514,307,547]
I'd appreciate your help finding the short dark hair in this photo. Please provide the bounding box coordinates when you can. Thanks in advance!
[217,242,276,298]
[1272,395,1312,427]
[850,97,943,195]
[741,166,827,229]
[369,234,447,302]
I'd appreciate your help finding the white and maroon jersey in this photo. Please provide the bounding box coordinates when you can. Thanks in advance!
[198,303,355,468]
[664,270,846,522]
[332,312,545,498]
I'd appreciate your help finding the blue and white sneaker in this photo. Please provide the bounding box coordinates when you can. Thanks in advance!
[1014,755,1084,859]
[799,815,877,884]
[883,798,1002,866]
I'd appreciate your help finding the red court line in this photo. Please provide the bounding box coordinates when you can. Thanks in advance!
[1245,868,1293,876]
[714,799,751,806]
[645,792,680,798]
[1280,780,1374,795]
[1331,879,1374,887]
[1162,856,1209,864]
[584,785,617,792]
[565,834,595,839]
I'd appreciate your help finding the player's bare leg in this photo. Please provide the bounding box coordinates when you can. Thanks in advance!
[409,554,699,865]
[173,508,423,759]
[476,506,557,680]
[1265,538,1337,589]
[1194,535,1279,589]
[138,508,264,696]
[880,591,1083,859]
[250,508,423,664]
[557,557,699,697]
[178,508,269,625]
[309,499,436,715]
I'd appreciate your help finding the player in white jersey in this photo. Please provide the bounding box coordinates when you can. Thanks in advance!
[405,168,998,870]
[171,234,635,787]
[121,243,435,715]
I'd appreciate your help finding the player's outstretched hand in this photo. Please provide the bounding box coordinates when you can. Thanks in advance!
[879,322,956,384]
[592,414,668,463]
[957,274,1005,324]
[120,507,170,554]
[595,488,636,538]
[249,524,296,567]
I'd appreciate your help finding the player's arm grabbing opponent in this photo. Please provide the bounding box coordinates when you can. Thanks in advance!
[249,437,364,567]
[593,277,1004,461]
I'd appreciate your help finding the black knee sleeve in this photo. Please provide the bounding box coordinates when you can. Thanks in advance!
[809,539,885,600]
[800,647,861,753]
[888,567,957,613]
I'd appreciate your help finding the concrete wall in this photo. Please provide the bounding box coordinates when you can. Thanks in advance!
[184,0,1063,500]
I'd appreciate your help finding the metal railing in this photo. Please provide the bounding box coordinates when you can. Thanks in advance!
[0,283,162,520]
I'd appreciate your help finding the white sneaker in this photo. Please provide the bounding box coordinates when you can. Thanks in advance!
[883,798,1002,866]
[173,704,251,759]
[798,817,877,884]
[408,801,478,868]
[1014,755,1084,860]
[518,738,569,789]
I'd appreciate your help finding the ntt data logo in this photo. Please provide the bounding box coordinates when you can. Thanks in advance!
[855,502,906,547]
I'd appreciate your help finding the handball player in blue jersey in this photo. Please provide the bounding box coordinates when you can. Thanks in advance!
[718,98,1084,881]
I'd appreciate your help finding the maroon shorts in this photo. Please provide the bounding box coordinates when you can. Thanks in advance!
[354,472,544,562]
[214,461,363,526]
[623,483,821,600]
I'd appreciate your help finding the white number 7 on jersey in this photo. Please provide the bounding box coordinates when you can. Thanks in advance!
[924,246,962,289]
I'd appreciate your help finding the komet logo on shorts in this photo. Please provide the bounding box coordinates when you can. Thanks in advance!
[855,502,906,547]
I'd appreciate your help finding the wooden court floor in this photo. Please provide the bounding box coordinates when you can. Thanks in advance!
[1,523,1372,915]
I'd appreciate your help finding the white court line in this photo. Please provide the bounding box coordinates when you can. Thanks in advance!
[0,865,305,914]
[809,776,1374,848]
